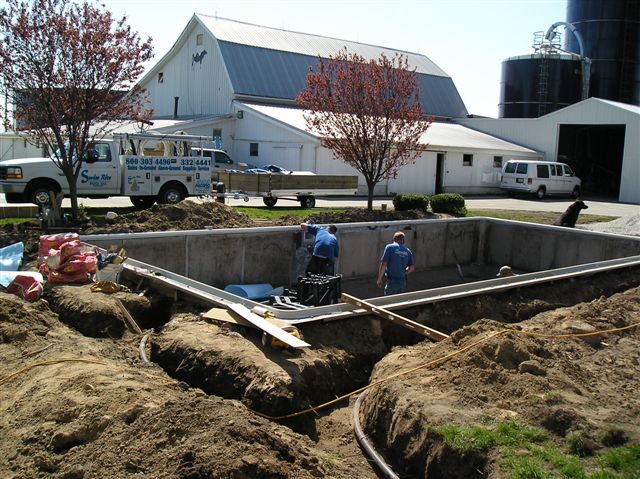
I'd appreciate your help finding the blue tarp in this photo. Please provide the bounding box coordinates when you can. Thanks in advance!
[224,283,284,300]
[0,242,25,287]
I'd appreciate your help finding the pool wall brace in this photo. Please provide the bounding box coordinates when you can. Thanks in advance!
[84,217,640,331]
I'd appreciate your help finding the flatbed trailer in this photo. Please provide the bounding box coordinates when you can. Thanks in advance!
[216,171,358,208]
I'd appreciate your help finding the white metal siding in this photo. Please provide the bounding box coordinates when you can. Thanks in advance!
[0,135,44,160]
[458,99,640,203]
[387,152,437,195]
[140,27,234,117]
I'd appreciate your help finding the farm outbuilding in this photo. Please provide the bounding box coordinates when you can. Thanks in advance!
[458,98,640,204]
[151,102,542,196]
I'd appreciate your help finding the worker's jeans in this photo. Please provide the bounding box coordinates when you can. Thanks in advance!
[306,255,335,276]
[384,278,407,296]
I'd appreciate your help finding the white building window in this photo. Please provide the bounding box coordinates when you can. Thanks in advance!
[463,154,473,166]
[157,72,164,83]
[250,143,259,157]
[196,34,203,45]
[493,156,503,168]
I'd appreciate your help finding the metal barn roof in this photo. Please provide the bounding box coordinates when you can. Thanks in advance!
[240,102,538,153]
[197,15,447,76]
[197,16,468,118]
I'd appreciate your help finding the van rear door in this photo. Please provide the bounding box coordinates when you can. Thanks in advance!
[501,161,525,188]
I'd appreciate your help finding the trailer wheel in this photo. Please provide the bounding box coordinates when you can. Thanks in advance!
[299,196,316,208]
[158,183,186,204]
[26,180,59,206]
[130,196,156,209]
[263,196,278,208]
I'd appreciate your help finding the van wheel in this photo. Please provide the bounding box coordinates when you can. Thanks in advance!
[536,187,546,199]
[263,197,278,208]
[158,183,186,204]
[571,186,580,199]
[26,181,59,206]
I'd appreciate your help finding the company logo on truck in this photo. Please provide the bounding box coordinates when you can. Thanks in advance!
[127,175,144,192]
[81,170,112,187]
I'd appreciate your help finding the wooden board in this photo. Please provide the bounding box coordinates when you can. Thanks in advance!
[227,303,310,349]
[202,307,286,329]
[341,293,449,342]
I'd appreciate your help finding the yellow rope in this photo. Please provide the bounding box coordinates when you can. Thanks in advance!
[250,322,640,421]
[0,357,106,386]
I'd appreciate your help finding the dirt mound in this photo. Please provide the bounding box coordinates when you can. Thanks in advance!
[0,291,365,478]
[83,200,255,234]
[151,312,388,434]
[360,287,640,478]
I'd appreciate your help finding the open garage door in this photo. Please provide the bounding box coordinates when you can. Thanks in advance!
[557,124,625,198]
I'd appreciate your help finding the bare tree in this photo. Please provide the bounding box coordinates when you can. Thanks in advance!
[0,0,153,218]
[297,49,431,211]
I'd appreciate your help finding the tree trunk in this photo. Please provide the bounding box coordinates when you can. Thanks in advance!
[65,170,79,220]
[366,182,375,212]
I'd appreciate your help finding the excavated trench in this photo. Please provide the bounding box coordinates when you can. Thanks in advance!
[140,265,640,430]
[79,218,640,475]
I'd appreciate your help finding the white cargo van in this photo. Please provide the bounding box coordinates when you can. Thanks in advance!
[500,160,581,199]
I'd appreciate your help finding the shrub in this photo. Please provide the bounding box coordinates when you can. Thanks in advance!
[429,193,467,216]
[392,193,429,212]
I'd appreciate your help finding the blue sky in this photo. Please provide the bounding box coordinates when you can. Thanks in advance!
[99,0,568,118]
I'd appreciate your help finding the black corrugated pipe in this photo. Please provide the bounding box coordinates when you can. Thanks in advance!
[173,97,179,119]
[353,390,399,479]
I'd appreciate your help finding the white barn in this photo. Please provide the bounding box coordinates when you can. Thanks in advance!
[137,15,541,195]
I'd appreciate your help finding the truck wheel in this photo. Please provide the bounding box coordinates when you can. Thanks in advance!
[130,196,156,209]
[536,187,546,200]
[571,186,580,199]
[299,196,316,208]
[263,196,278,208]
[26,181,59,206]
[158,183,186,204]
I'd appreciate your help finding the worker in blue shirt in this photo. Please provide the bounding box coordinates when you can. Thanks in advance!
[377,231,414,295]
[300,222,339,275]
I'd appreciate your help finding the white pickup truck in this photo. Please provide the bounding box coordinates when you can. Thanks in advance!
[0,132,217,208]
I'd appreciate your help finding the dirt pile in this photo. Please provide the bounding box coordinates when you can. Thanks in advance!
[82,200,255,234]
[360,287,640,478]
[0,291,368,479]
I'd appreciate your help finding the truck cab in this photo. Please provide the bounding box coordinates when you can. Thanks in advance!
[0,132,215,208]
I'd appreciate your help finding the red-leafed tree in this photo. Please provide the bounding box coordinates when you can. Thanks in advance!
[296,49,431,211]
[0,0,153,218]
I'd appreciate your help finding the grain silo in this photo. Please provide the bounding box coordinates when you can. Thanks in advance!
[565,0,640,106]
[499,49,584,118]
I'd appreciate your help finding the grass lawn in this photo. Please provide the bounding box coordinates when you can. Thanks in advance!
[234,206,346,219]
[466,209,617,225]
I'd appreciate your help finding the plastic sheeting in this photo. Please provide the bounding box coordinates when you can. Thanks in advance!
[224,283,284,300]
[0,242,24,288]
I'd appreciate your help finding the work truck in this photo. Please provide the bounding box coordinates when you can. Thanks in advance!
[0,133,216,209]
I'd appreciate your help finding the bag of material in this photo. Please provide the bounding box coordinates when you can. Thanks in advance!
[7,274,43,302]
